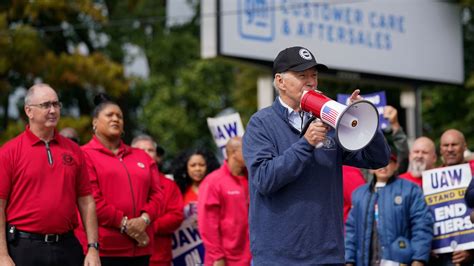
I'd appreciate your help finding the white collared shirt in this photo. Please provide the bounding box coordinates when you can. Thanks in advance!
[278,97,310,132]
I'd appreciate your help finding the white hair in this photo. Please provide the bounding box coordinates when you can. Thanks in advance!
[273,72,286,94]
[131,134,157,148]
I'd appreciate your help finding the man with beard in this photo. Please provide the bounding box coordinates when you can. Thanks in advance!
[399,136,437,187]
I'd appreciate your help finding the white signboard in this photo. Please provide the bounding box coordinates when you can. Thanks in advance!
[207,113,245,158]
[218,0,463,84]
[422,164,474,253]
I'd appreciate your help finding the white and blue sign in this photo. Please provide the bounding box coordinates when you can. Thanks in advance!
[172,203,205,265]
[207,113,245,158]
[217,0,463,84]
[337,91,388,129]
[422,164,474,254]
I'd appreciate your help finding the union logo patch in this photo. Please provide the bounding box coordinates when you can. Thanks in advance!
[299,48,312,60]
[62,153,75,166]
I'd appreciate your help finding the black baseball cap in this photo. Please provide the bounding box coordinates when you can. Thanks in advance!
[273,46,328,76]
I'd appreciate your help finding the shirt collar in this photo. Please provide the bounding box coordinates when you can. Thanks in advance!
[222,160,248,180]
[278,97,298,116]
[278,97,309,132]
[25,125,59,146]
[89,135,130,157]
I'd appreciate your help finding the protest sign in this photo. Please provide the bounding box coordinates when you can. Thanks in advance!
[423,164,474,253]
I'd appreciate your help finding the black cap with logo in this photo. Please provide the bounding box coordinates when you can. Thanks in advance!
[273,46,328,76]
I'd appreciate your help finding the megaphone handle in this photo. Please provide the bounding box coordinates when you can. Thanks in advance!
[314,118,325,149]
[300,116,317,137]
[301,116,325,149]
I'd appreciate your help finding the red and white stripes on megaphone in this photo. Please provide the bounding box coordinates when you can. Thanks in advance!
[300,90,379,151]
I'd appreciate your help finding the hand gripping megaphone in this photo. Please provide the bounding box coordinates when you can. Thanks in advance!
[300,90,379,151]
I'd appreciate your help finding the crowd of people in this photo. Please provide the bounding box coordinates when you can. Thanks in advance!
[2,46,474,266]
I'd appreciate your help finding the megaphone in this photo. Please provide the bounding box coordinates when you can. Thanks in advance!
[300,90,379,151]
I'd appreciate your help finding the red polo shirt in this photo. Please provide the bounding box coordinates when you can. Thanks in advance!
[0,126,91,234]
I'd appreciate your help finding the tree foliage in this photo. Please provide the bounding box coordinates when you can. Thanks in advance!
[100,0,262,159]
[420,3,474,148]
[0,0,128,142]
[4,0,474,158]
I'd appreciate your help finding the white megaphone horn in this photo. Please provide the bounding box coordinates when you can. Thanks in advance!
[300,90,379,151]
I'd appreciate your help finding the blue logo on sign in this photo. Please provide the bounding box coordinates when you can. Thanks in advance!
[238,0,275,41]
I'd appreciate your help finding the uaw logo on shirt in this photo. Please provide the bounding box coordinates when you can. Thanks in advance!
[62,153,75,166]
[238,0,275,41]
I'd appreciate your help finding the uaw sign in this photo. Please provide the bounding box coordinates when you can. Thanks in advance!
[207,113,245,158]
[422,164,474,253]
[172,203,204,266]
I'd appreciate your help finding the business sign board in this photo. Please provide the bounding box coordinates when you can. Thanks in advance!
[216,0,463,84]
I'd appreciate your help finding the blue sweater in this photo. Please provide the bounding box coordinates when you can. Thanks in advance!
[242,98,390,265]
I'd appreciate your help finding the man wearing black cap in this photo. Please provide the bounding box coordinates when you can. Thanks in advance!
[242,46,390,265]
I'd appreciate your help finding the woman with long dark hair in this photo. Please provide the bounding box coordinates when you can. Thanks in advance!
[172,148,220,207]
[170,148,219,265]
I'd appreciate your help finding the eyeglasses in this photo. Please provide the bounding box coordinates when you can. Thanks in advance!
[28,101,63,110]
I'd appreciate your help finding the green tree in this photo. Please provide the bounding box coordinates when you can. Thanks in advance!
[97,0,263,158]
[420,2,474,148]
[0,1,129,143]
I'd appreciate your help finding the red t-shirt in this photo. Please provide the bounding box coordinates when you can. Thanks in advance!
[183,186,198,207]
[399,172,423,187]
[0,126,91,234]
[343,166,366,223]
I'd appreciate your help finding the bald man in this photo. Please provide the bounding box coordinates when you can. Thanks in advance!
[0,84,100,266]
[440,129,468,167]
[432,129,474,266]
[399,137,437,187]
[198,137,251,266]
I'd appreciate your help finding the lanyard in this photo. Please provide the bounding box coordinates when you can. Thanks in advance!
[374,202,379,224]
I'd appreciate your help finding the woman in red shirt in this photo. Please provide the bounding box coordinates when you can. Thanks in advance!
[173,148,219,208]
[76,94,161,266]
[170,148,219,265]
